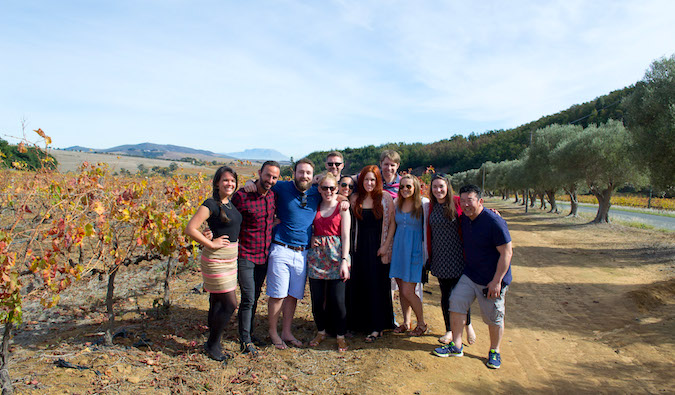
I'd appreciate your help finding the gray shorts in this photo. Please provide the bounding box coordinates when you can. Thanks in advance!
[449,274,508,326]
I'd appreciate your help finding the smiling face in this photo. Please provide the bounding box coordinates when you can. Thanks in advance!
[258,164,280,193]
[218,171,237,201]
[431,178,448,203]
[325,154,344,177]
[338,177,354,197]
[294,163,314,192]
[319,179,338,202]
[460,191,483,220]
[399,177,415,200]
[363,172,377,193]
[380,157,399,184]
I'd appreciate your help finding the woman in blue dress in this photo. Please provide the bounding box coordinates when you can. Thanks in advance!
[389,174,429,336]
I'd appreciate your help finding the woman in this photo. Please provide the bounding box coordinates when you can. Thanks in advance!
[390,174,429,336]
[338,175,355,198]
[427,174,476,345]
[306,173,352,352]
[185,166,243,361]
[347,165,396,342]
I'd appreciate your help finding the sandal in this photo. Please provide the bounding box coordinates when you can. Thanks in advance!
[409,324,429,336]
[337,337,348,352]
[365,332,381,343]
[309,332,327,347]
[393,324,409,334]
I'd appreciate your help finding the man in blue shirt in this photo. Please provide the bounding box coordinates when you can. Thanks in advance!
[433,185,513,369]
[265,158,322,349]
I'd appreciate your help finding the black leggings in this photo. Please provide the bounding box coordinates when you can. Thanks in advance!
[438,277,471,332]
[207,291,237,347]
[309,278,347,336]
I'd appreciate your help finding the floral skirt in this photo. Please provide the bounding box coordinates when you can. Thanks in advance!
[200,242,238,293]
[306,235,343,280]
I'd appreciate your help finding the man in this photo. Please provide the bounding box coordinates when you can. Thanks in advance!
[312,151,345,185]
[230,160,280,356]
[433,184,513,369]
[379,149,401,199]
[265,158,322,349]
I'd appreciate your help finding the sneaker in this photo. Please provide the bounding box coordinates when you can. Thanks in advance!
[432,341,463,357]
[486,349,501,369]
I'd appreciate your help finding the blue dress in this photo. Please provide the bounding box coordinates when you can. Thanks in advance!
[389,208,424,283]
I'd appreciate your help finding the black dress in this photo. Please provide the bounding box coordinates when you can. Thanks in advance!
[347,209,395,334]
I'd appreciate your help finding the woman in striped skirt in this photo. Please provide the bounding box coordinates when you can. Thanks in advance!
[185,166,242,362]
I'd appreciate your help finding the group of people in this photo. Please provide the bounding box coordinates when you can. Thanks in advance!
[185,149,513,370]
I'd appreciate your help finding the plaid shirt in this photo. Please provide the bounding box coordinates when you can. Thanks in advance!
[231,187,276,265]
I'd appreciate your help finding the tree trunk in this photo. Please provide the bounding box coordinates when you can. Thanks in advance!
[591,187,613,223]
[163,258,173,307]
[520,190,527,206]
[529,190,536,207]
[504,190,509,200]
[105,265,119,346]
[1,317,13,395]
[538,193,547,209]
[564,186,579,217]
[513,190,519,204]
[545,190,559,213]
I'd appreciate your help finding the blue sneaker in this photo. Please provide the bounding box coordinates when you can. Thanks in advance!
[432,341,463,357]
[486,349,501,369]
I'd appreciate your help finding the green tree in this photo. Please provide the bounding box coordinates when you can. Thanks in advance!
[553,120,646,223]
[623,54,675,191]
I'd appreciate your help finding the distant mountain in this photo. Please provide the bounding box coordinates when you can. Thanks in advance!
[66,143,233,162]
[227,148,289,161]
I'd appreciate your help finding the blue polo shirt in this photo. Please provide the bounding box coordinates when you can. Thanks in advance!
[461,208,512,286]
[271,181,321,248]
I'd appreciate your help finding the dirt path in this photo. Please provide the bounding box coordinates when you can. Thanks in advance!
[8,200,675,394]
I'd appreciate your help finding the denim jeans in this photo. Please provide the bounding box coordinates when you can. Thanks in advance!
[237,258,268,344]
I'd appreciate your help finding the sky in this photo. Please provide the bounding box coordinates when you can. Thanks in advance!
[1,1,674,159]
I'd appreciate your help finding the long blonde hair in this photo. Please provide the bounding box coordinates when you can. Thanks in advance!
[396,174,423,219]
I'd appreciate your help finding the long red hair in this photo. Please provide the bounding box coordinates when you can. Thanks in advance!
[353,165,384,220]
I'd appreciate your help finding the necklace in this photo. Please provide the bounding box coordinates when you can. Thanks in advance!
[222,200,233,209]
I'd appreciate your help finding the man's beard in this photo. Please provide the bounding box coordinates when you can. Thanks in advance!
[294,178,310,191]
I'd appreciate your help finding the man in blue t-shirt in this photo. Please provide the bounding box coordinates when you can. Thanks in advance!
[266,158,321,349]
[433,185,513,369]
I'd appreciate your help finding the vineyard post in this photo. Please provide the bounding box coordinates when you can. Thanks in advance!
[1,315,13,395]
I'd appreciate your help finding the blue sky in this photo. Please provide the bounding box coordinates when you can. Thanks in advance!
[1,1,674,158]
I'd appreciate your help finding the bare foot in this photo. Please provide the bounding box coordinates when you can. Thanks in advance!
[281,332,304,347]
[269,332,287,350]
[439,331,453,344]
[466,324,477,345]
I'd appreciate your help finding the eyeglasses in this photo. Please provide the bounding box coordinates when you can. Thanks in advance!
[326,162,342,167]
[300,193,307,208]
[401,184,414,190]
[320,186,336,191]
[340,182,354,189]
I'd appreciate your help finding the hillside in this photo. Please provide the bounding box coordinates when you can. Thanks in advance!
[306,86,633,175]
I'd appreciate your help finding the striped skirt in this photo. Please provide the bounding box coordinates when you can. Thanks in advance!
[200,242,238,293]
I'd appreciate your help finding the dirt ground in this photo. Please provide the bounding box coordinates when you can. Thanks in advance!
[6,200,675,394]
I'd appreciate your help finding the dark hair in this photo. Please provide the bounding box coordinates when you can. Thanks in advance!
[294,158,315,172]
[260,160,280,173]
[459,184,482,199]
[212,166,238,223]
[430,174,457,220]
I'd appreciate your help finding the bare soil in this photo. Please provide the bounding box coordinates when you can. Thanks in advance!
[7,200,675,394]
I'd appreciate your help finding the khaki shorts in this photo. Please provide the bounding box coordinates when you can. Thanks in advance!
[449,274,508,326]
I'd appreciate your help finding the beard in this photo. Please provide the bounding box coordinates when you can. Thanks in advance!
[294,178,311,192]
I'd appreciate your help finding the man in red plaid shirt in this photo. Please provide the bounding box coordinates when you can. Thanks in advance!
[231,160,280,355]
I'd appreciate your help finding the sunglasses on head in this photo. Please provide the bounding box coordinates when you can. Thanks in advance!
[320,185,336,191]
[340,182,354,189]
[326,162,342,167]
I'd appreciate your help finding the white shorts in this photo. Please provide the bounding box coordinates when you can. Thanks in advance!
[266,243,307,300]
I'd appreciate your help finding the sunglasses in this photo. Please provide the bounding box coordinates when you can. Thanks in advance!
[340,182,354,189]
[401,184,414,190]
[300,193,307,208]
[326,162,342,167]
[320,186,336,192]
